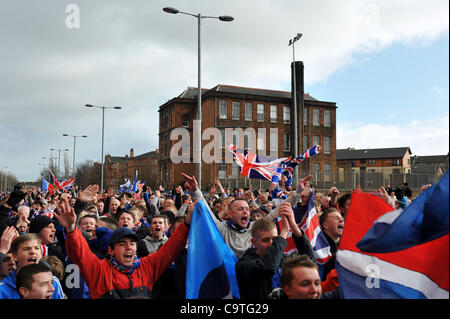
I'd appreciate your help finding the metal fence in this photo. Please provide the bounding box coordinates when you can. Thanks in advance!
[217,170,446,193]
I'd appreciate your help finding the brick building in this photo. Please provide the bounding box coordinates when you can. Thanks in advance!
[104,148,159,190]
[336,147,412,190]
[158,64,337,189]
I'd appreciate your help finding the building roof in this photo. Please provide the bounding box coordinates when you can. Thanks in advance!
[105,156,128,164]
[336,147,412,160]
[410,155,448,165]
[209,84,319,101]
[178,87,210,99]
[134,151,159,159]
[105,150,158,163]
[177,85,320,101]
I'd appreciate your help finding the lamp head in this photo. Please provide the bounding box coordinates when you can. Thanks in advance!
[163,7,179,14]
[219,15,234,22]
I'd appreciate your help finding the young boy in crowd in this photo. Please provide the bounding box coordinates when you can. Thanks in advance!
[0,233,65,299]
[16,263,55,299]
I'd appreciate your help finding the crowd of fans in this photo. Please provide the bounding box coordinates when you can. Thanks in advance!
[0,174,423,299]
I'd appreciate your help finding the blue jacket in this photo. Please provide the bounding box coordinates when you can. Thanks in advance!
[0,269,65,299]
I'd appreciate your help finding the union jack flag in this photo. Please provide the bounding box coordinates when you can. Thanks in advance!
[226,144,288,180]
[281,188,332,265]
[283,145,321,187]
[271,163,288,199]
[59,178,75,191]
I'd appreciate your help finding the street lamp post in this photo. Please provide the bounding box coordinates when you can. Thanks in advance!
[163,7,233,191]
[85,104,122,191]
[50,148,69,177]
[289,33,303,187]
[63,133,87,177]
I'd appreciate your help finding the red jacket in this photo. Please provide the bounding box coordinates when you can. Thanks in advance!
[65,223,189,299]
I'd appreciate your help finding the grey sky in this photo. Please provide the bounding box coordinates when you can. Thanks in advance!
[0,0,448,182]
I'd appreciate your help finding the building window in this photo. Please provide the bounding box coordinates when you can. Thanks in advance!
[313,109,320,126]
[324,164,331,182]
[303,108,308,126]
[314,163,321,181]
[324,110,331,127]
[270,131,278,152]
[303,135,309,151]
[244,132,253,151]
[232,130,240,147]
[313,135,320,147]
[270,105,277,123]
[257,104,264,122]
[283,106,290,124]
[368,159,376,165]
[257,130,265,150]
[232,101,240,120]
[219,100,227,119]
[220,129,226,148]
[338,167,345,182]
[393,159,400,166]
[232,162,240,177]
[360,159,366,165]
[283,134,290,152]
[218,162,226,179]
[245,102,252,121]
[324,136,331,154]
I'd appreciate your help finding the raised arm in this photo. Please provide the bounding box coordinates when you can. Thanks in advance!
[182,173,222,226]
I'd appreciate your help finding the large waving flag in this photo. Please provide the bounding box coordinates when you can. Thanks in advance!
[358,171,449,253]
[336,184,449,299]
[186,200,240,299]
[48,169,60,189]
[119,179,132,192]
[131,173,138,193]
[270,145,321,199]
[288,188,332,265]
[226,144,288,181]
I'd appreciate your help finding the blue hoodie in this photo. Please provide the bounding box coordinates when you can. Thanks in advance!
[0,269,65,299]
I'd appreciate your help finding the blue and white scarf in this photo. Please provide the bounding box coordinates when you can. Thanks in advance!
[110,256,141,275]
[226,219,250,233]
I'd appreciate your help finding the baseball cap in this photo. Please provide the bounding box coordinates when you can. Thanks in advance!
[109,227,138,248]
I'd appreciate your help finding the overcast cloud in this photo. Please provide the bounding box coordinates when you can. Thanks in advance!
[0,0,448,182]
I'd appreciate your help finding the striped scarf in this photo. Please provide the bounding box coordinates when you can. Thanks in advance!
[226,219,250,233]
[110,255,141,275]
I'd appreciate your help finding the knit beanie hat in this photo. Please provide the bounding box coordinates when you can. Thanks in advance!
[29,215,55,234]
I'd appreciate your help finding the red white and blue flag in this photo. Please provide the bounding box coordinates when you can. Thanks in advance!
[336,171,449,299]
[283,145,321,189]
[226,144,288,181]
[282,188,332,265]
[59,178,75,191]
[270,145,321,199]
[48,169,60,189]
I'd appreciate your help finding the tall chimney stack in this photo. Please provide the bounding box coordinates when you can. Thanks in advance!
[291,61,306,171]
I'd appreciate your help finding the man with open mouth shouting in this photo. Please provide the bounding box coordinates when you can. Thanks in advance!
[54,176,195,299]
